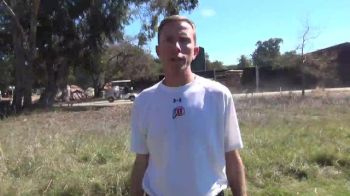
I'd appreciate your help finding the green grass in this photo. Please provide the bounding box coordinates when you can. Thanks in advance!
[0,106,134,195]
[1,93,350,195]
[236,94,350,195]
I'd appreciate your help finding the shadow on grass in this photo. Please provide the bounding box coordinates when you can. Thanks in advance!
[52,105,109,112]
[312,153,337,167]
[3,104,110,118]
[284,167,308,181]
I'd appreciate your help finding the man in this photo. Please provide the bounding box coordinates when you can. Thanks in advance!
[130,15,247,196]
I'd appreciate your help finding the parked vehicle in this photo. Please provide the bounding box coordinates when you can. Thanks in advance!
[105,80,137,102]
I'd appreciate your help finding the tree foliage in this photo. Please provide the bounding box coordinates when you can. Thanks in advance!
[1,0,40,110]
[102,42,161,81]
[206,60,224,70]
[0,0,198,108]
[237,55,252,69]
[0,10,13,91]
[252,38,283,68]
[277,50,300,68]
[251,38,283,91]
[134,0,198,45]
[204,52,224,70]
[0,54,14,91]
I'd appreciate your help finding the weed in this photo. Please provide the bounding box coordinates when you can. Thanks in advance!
[0,95,350,195]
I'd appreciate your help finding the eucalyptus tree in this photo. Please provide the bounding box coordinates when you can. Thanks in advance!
[0,8,13,91]
[1,0,40,110]
[0,55,14,92]
[1,0,198,108]
[102,41,161,82]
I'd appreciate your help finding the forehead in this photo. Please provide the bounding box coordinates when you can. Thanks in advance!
[159,21,194,37]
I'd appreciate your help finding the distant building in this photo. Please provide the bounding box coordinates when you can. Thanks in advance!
[191,47,205,71]
[239,42,350,91]
[308,42,350,86]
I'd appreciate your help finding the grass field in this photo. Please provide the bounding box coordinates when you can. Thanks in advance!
[0,92,350,195]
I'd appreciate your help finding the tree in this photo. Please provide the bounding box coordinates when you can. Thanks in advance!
[297,19,318,96]
[1,0,40,111]
[135,0,198,45]
[38,0,198,105]
[102,42,161,82]
[237,55,252,69]
[203,52,224,70]
[277,50,300,68]
[0,54,14,92]
[34,0,140,105]
[206,60,224,71]
[1,0,199,108]
[252,38,283,91]
[0,11,14,92]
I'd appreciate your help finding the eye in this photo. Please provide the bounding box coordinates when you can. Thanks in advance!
[165,37,174,43]
[179,37,191,43]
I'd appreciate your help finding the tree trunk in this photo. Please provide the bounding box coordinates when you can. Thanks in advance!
[24,0,40,106]
[12,23,26,111]
[6,0,38,111]
[39,61,58,107]
[39,59,70,107]
[92,72,104,98]
[301,49,305,96]
[56,60,70,102]
[301,70,305,96]
[23,60,34,108]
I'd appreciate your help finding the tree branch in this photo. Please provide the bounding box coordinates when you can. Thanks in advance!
[29,0,41,58]
[1,0,26,39]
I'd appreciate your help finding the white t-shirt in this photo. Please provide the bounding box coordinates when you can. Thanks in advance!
[131,76,243,196]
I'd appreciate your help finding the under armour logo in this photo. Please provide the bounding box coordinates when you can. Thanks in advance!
[173,97,182,103]
[172,106,185,119]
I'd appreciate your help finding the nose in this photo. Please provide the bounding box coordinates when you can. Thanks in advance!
[174,41,181,53]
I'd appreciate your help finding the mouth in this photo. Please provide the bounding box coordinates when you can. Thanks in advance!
[170,57,186,63]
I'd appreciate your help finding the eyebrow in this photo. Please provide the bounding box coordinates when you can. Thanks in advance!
[179,32,190,37]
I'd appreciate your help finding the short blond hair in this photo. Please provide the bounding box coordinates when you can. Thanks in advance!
[157,15,197,44]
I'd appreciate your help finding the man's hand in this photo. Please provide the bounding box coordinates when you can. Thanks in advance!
[130,154,149,196]
[225,150,247,196]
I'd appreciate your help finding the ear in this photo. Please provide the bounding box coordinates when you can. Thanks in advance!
[156,45,160,57]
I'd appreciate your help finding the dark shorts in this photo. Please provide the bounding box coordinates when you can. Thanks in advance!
[145,190,224,196]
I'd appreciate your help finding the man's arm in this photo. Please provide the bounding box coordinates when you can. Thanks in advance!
[225,150,247,196]
[130,154,149,196]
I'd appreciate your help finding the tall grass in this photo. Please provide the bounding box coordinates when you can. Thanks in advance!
[0,106,134,195]
[236,93,350,195]
[1,92,350,195]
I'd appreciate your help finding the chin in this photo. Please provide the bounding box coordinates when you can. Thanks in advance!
[180,64,190,70]
[175,63,189,71]
[165,64,188,74]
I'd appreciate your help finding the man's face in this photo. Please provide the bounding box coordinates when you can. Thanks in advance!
[156,21,199,73]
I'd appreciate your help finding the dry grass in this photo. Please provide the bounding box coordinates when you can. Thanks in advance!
[0,92,350,195]
[0,105,133,195]
[235,93,350,195]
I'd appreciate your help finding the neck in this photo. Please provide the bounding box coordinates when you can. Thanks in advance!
[163,70,195,87]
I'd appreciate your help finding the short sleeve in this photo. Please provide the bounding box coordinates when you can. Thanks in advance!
[130,97,149,154]
[224,95,243,152]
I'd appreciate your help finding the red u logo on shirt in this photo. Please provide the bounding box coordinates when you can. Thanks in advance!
[172,106,185,119]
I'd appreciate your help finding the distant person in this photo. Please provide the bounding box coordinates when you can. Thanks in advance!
[130,15,247,196]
